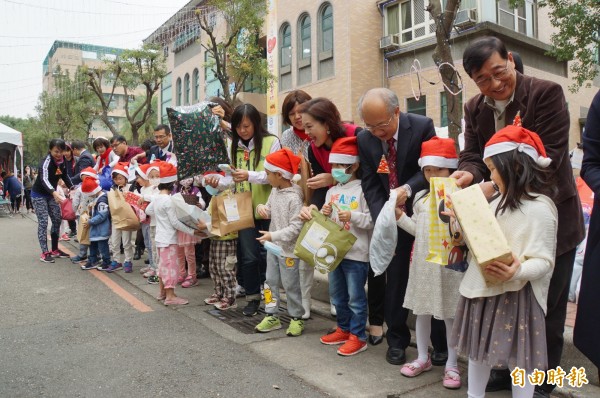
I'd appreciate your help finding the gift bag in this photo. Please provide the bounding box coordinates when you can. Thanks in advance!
[107,188,140,231]
[370,189,398,276]
[60,197,76,221]
[167,102,230,181]
[77,211,91,245]
[294,208,357,274]
[426,177,467,272]
[210,191,255,236]
[99,166,113,191]
[125,191,148,223]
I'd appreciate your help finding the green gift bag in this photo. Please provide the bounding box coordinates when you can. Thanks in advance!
[294,208,357,274]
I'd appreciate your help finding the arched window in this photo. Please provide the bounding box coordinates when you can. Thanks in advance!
[299,15,311,60]
[184,73,190,105]
[280,23,292,67]
[297,14,312,86]
[176,77,182,106]
[318,3,334,79]
[192,68,199,102]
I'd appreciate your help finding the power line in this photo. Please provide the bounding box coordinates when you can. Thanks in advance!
[0,27,156,40]
[1,0,173,16]
[100,0,182,9]
[0,76,40,84]
[0,60,41,66]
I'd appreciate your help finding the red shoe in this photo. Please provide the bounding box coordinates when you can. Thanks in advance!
[337,334,367,356]
[320,327,350,345]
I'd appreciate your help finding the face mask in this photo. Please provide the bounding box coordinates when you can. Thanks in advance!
[205,184,220,196]
[149,178,160,187]
[264,241,284,258]
[332,167,352,184]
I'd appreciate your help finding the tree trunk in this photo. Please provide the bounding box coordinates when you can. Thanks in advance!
[428,0,462,152]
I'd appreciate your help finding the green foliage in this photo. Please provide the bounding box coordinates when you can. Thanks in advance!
[120,95,158,143]
[0,115,50,167]
[196,0,272,106]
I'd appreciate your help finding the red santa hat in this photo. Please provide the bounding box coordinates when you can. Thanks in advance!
[80,167,98,180]
[418,136,458,169]
[158,161,178,183]
[483,125,551,168]
[80,177,101,195]
[136,163,159,180]
[264,148,301,182]
[329,136,359,164]
[111,162,130,180]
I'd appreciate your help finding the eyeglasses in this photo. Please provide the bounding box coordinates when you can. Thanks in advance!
[363,114,394,131]
[154,134,167,140]
[111,141,124,149]
[474,60,510,89]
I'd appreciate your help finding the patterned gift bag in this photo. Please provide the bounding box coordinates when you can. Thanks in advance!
[167,102,230,180]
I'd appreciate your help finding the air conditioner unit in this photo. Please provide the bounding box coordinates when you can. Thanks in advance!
[380,34,400,50]
[455,8,477,28]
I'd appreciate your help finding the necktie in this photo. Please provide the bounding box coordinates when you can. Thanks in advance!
[387,138,398,189]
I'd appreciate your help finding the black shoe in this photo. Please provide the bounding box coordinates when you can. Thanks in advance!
[485,368,512,392]
[385,347,406,365]
[133,248,142,261]
[431,349,448,366]
[242,300,260,316]
[81,262,96,270]
[368,335,384,346]
[144,259,150,265]
[533,387,550,398]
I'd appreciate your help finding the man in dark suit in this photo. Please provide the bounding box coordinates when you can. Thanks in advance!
[70,140,96,186]
[453,36,584,398]
[149,124,176,164]
[357,88,437,365]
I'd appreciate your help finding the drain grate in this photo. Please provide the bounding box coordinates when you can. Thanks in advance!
[207,305,295,334]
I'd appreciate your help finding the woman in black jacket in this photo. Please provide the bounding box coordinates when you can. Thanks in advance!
[31,139,73,263]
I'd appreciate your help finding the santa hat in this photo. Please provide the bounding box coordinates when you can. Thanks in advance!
[483,125,551,168]
[80,177,101,195]
[264,148,301,182]
[158,162,178,183]
[80,167,98,180]
[418,137,458,169]
[329,137,359,164]
[111,162,130,180]
[136,163,159,180]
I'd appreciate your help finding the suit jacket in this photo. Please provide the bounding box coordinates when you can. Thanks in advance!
[460,72,584,256]
[575,89,600,367]
[149,141,174,162]
[358,112,436,221]
[71,150,95,185]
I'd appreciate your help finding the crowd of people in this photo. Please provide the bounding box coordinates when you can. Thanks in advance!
[13,36,600,398]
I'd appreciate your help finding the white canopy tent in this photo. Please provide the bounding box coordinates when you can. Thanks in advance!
[0,121,24,182]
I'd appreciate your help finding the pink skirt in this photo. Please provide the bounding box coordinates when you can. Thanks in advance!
[177,230,198,246]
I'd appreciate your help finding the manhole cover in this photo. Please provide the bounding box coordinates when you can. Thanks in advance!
[207,305,295,334]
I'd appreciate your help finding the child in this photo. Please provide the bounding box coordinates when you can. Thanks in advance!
[106,162,136,273]
[450,125,558,398]
[255,148,305,336]
[394,137,463,387]
[145,162,203,305]
[143,162,161,284]
[174,177,201,288]
[202,171,239,310]
[318,137,373,356]
[71,167,99,263]
[135,163,159,278]
[80,178,112,271]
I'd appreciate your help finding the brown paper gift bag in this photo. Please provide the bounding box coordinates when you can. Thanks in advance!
[107,188,140,231]
[210,191,255,236]
[77,211,91,245]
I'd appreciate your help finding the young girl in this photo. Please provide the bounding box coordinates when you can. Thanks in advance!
[140,162,161,284]
[93,137,119,171]
[451,125,558,398]
[318,137,373,356]
[145,162,203,305]
[174,177,201,288]
[136,163,159,278]
[394,137,463,388]
[107,162,136,273]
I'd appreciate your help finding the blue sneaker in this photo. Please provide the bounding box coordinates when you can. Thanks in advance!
[81,262,96,270]
[71,255,87,263]
[107,261,122,273]
[123,261,133,273]
[96,263,111,272]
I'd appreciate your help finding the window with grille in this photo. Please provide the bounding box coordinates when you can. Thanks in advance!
[497,0,536,37]
[397,0,437,44]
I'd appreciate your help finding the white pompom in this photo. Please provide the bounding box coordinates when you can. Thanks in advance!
[537,156,552,168]
[316,247,328,258]
[325,255,335,264]
[292,174,301,183]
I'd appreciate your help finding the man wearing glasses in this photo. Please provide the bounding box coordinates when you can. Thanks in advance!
[109,135,147,164]
[149,124,177,165]
[452,36,584,398]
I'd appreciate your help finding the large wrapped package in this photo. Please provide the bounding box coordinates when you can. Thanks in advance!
[166,102,230,181]
[450,184,513,285]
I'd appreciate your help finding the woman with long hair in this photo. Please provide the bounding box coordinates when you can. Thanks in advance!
[23,165,35,213]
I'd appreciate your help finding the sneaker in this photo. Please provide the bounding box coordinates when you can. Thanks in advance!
[143,269,156,278]
[235,284,246,298]
[40,252,55,263]
[164,297,189,305]
[337,334,368,356]
[400,356,433,377]
[59,233,70,241]
[443,367,461,389]
[81,262,97,270]
[177,275,186,284]
[214,298,237,310]
[320,327,350,345]
[70,255,87,263]
[255,315,282,333]
[51,249,70,258]
[107,261,122,273]
[96,263,111,272]
[68,231,77,238]
[139,266,150,274]
[286,318,305,337]
[123,261,133,273]
[181,275,199,288]
[147,275,159,284]
[204,294,221,305]
[144,259,150,265]
[242,299,261,316]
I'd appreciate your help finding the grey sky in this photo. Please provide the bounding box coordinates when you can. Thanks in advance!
[0,0,189,119]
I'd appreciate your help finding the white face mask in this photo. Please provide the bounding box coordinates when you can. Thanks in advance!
[149,178,160,187]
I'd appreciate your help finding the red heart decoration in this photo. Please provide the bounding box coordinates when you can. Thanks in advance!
[267,37,276,54]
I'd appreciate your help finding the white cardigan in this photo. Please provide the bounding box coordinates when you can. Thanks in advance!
[459,194,558,314]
